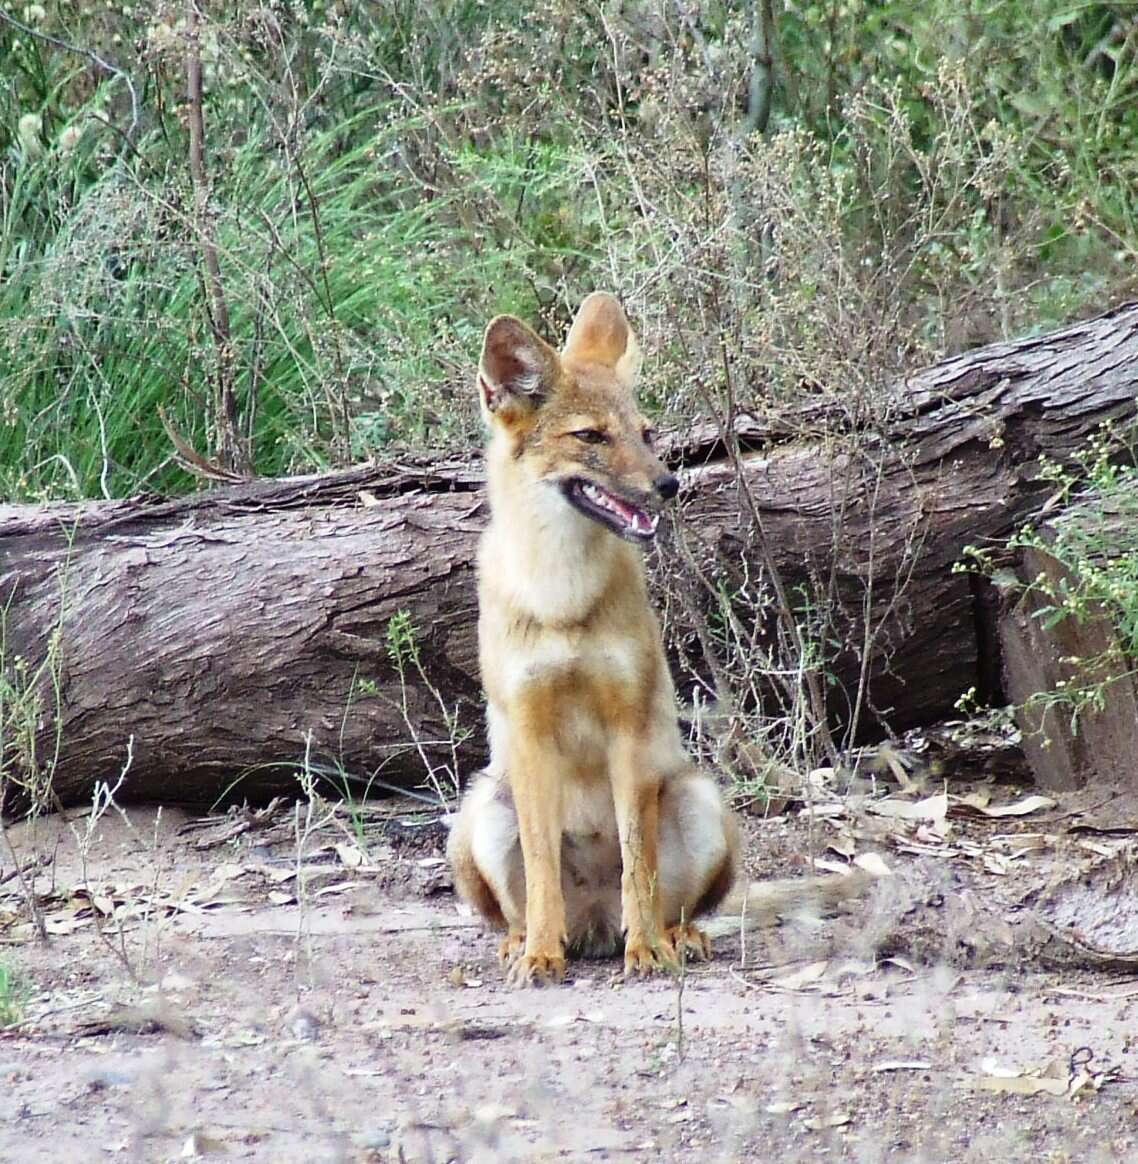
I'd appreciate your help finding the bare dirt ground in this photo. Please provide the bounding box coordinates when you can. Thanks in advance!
[3,778,1138,1164]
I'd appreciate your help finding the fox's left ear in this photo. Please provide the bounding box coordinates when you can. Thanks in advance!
[478,315,559,423]
[562,292,642,388]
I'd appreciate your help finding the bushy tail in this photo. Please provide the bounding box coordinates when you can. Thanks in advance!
[703,869,875,939]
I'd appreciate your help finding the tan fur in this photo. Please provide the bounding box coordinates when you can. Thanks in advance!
[447,294,867,986]
[446,292,737,985]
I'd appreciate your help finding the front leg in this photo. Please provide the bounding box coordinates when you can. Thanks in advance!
[610,736,676,975]
[507,719,568,986]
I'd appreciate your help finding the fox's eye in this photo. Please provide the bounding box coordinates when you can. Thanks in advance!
[642,428,657,447]
[572,429,608,445]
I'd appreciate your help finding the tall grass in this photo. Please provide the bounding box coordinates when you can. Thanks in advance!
[3,2,1136,501]
[0,91,601,498]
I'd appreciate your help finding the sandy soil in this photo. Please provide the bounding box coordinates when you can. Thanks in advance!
[2,790,1136,1163]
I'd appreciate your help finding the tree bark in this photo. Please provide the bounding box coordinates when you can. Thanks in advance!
[3,302,1138,812]
[669,300,1138,747]
[997,485,1138,790]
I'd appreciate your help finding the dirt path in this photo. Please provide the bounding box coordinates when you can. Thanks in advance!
[2,800,1136,1162]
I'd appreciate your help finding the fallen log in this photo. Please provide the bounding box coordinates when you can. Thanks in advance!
[997,481,1138,790]
[2,302,1138,811]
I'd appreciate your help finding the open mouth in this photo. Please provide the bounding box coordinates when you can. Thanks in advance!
[563,479,660,542]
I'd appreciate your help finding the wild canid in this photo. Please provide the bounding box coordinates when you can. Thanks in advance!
[447,293,862,985]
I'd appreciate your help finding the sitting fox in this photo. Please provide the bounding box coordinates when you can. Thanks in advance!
[447,293,740,985]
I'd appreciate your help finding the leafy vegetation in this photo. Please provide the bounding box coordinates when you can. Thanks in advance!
[0,958,29,1026]
[961,427,1138,732]
[2,1,1136,502]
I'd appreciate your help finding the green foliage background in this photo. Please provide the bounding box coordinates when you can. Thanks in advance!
[2,0,1136,501]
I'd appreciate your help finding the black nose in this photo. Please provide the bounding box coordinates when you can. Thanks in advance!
[654,472,679,501]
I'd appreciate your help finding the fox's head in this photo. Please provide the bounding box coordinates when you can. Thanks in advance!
[477,293,678,543]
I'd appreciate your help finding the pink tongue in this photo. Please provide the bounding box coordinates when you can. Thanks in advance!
[606,492,648,530]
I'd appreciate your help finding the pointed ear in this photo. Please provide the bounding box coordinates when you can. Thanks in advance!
[478,315,559,422]
[562,292,642,387]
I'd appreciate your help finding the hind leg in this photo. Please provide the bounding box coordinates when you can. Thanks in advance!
[656,773,739,960]
[446,772,527,961]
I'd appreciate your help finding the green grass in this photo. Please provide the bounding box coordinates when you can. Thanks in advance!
[2,2,1137,503]
[0,86,607,500]
[0,960,29,1027]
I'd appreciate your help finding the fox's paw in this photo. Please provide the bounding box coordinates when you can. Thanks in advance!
[623,933,678,977]
[498,932,526,966]
[666,922,712,962]
[506,952,567,988]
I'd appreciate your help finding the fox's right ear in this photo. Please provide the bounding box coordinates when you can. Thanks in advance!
[478,315,558,423]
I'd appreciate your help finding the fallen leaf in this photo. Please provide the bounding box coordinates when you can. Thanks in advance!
[830,959,877,980]
[180,1131,226,1156]
[990,794,1057,817]
[798,803,847,820]
[1077,839,1121,859]
[474,1103,517,1124]
[223,1030,267,1047]
[977,1074,1068,1096]
[853,852,893,877]
[914,822,950,844]
[893,839,957,857]
[765,1100,801,1115]
[813,858,851,876]
[772,960,829,991]
[958,790,992,810]
[313,880,364,898]
[826,836,857,859]
[958,794,1057,819]
[976,1057,1069,1096]
[44,911,88,935]
[803,1111,851,1130]
[998,833,1052,859]
[335,843,365,868]
[870,792,948,824]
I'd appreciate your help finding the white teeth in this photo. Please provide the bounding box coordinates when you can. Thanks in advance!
[578,481,659,536]
[583,482,619,515]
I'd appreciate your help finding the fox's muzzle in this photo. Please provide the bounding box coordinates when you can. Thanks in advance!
[654,472,679,501]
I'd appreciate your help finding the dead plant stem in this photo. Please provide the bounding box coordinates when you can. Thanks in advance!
[186,0,247,475]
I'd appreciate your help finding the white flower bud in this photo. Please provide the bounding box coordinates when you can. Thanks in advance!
[18,112,42,155]
[58,124,83,154]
